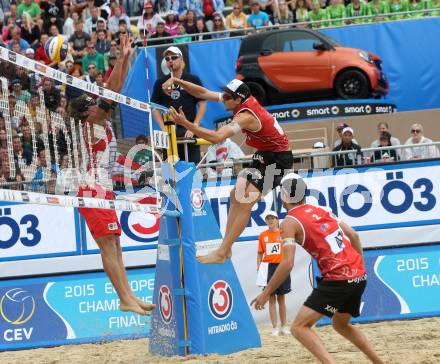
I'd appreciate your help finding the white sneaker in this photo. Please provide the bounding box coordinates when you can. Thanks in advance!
[271,328,280,336]
[281,326,291,335]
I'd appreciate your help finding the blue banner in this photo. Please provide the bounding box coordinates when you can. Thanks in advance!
[0,268,154,350]
[121,18,440,137]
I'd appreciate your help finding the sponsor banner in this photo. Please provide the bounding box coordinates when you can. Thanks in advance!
[317,244,440,325]
[0,202,78,262]
[214,100,396,128]
[0,268,154,350]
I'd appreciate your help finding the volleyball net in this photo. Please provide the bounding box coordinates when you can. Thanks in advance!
[0,46,168,212]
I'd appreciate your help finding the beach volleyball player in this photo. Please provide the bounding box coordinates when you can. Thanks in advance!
[69,35,155,315]
[164,78,293,264]
[251,173,384,364]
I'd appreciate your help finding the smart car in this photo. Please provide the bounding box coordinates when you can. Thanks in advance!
[235,29,388,105]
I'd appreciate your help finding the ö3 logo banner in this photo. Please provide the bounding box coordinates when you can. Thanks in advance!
[159,285,173,324]
[208,280,233,320]
[119,211,160,243]
[0,207,41,249]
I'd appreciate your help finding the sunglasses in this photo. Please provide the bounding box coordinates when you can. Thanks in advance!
[411,129,421,133]
[88,66,96,69]
[214,18,222,22]
[222,93,233,101]
[165,55,180,62]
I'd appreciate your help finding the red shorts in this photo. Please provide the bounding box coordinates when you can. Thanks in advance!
[77,186,122,239]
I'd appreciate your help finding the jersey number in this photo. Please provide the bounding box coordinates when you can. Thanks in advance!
[324,229,346,254]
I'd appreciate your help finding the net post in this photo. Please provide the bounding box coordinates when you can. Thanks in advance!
[163,112,179,166]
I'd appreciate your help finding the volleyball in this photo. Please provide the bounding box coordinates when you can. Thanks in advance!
[44,35,70,63]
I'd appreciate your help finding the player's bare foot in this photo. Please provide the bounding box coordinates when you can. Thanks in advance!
[197,249,228,264]
[134,297,156,311]
[120,300,149,315]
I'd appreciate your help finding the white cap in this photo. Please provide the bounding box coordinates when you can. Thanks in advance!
[219,79,251,100]
[25,48,35,55]
[163,46,182,57]
[265,210,278,219]
[342,127,354,135]
[313,141,325,148]
[280,172,307,204]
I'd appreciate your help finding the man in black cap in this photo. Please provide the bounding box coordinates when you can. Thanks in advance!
[164,77,293,264]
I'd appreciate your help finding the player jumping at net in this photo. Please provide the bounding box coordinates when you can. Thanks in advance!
[164,78,293,264]
[69,35,155,316]
[251,173,384,364]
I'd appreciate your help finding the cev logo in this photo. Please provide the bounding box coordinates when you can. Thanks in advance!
[190,188,204,211]
[0,288,36,325]
[119,211,160,243]
[208,280,233,320]
[159,285,173,324]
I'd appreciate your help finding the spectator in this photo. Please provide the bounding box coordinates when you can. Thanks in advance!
[49,23,61,36]
[13,135,32,166]
[370,121,401,158]
[326,0,346,26]
[389,0,410,20]
[11,79,31,104]
[367,0,390,22]
[104,54,117,81]
[108,5,130,33]
[332,127,363,167]
[20,12,41,47]
[151,46,206,163]
[403,123,439,160]
[113,19,132,45]
[173,0,190,21]
[17,0,42,21]
[183,9,198,34]
[85,6,106,35]
[164,12,180,36]
[408,0,425,17]
[95,72,106,87]
[149,21,172,45]
[42,77,61,111]
[205,137,245,176]
[211,13,229,39]
[345,0,369,24]
[373,131,399,163]
[133,134,154,165]
[66,65,85,99]
[36,34,53,65]
[155,0,172,17]
[64,11,81,38]
[225,3,248,32]
[334,122,358,147]
[7,27,30,51]
[194,17,211,41]
[55,153,77,194]
[309,0,329,28]
[0,129,7,149]
[95,29,110,53]
[174,23,192,43]
[71,0,88,15]
[247,1,270,29]
[82,41,106,73]
[274,1,294,25]
[84,62,99,82]
[41,0,65,34]
[137,2,164,36]
[69,20,91,60]
[293,0,310,23]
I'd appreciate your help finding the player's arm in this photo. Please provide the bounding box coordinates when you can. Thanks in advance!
[105,34,131,94]
[340,221,364,260]
[169,106,254,144]
[162,77,221,102]
[251,219,298,310]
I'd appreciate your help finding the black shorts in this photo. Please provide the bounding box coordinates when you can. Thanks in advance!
[267,263,291,296]
[239,151,294,194]
[304,274,367,318]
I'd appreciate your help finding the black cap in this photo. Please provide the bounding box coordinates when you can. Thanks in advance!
[219,79,251,100]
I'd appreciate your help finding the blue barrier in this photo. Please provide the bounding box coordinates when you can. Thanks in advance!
[149,161,261,356]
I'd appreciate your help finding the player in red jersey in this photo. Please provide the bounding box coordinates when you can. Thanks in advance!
[69,35,155,316]
[164,78,294,264]
[251,173,384,364]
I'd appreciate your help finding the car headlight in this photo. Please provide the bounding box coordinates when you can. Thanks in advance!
[359,51,374,64]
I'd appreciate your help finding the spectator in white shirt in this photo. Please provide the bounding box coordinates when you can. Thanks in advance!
[205,138,244,177]
[107,5,130,34]
[403,123,439,160]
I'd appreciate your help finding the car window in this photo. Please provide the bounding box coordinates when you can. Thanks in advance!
[279,31,322,52]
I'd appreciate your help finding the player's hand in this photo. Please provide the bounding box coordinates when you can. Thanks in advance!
[162,77,177,96]
[169,106,188,126]
[250,291,269,310]
[184,130,194,138]
[120,33,132,58]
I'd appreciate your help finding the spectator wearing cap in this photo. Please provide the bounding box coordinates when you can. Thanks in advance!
[11,79,31,104]
[82,41,106,73]
[332,127,363,167]
[17,0,42,21]
[372,131,399,163]
[247,1,270,29]
[151,46,206,163]
[403,123,439,160]
[334,122,358,147]
[25,47,35,59]
[108,5,131,33]
[149,21,172,45]
[137,2,164,36]
[257,210,291,337]
[164,12,180,36]
[370,121,401,159]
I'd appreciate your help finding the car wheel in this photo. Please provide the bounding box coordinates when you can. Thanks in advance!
[245,81,267,105]
[335,70,370,99]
